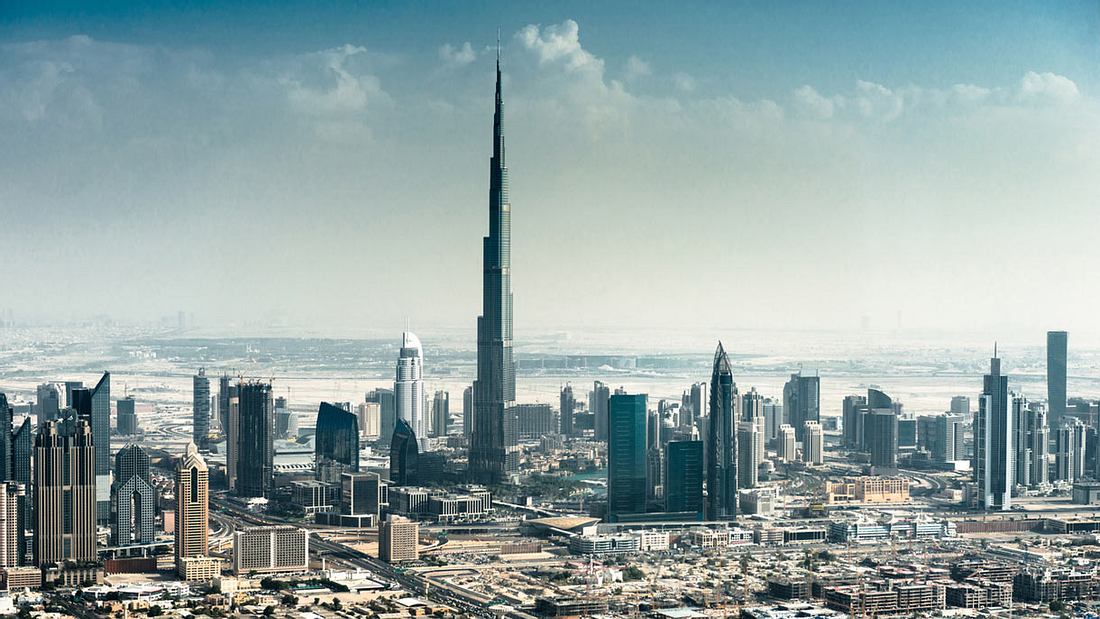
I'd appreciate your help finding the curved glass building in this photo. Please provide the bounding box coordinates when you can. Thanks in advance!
[316,402,360,482]
[389,418,419,486]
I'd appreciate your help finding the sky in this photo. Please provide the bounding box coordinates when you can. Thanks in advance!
[1,1,1099,340]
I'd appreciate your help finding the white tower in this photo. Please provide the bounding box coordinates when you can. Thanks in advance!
[395,331,426,440]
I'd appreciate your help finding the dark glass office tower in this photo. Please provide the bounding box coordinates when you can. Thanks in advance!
[842,395,868,449]
[866,409,898,469]
[706,343,738,520]
[389,418,419,486]
[470,49,517,485]
[591,381,611,442]
[0,393,11,482]
[1047,331,1067,428]
[117,396,137,435]
[665,440,703,519]
[975,353,1012,510]
[193,368,210,448]
[12,417,31,564]
[34,420,97,564]
[316,402,360,482]
[37,384,60,424]
[112,444,155,546]
[559,385,575,436]
[784,372,820,443]
[71,372,111,525]
[607,393,647,520]
[236,381,274,499]
[218,374,232,437]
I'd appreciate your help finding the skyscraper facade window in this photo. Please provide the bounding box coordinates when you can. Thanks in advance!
[236,381,274,499]
[315,402,360,483]
[665,440,703,519]
[560,385,575,436]
[193,369,210,448]
[112,444,155,546]
[1047,330,1068,428]
[783,372,820,443]
[117,396,138,436]
[395,331,426,439]
[34,420,97,564]
[175,442,211,578]
[431,390,449,438]
[389,418,419,486]
[975,354,1012,510]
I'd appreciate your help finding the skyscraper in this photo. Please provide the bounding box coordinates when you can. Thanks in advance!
[469,50,517,485]
[706,342,737,521]
[918,413,966,464]
[590,381,611,442]
[803,421,824,465]
[1047,330,1068,428]
[12,417,30,563]
[462,386,474,439]
[315,402,360,482]
[36,384,60,424]
[175,442,210,577]
[431,390,449,438]
[0,483,23,568]
[117,395,138,435]
[842,395,868,449]
[975,353,1012,510]
[112,444,155,547]
[236,381,274,499]
[560,385,576,436]
[70,372,111,525]
[0,394,11,482]
[866,409,898,470]
[367,388,397,444]
[763,397,783,444]
[665,440,703,519]
[783,372,820,443]
[389,418,419,486]
[1055,418,1086,483]
[777,424,797,462]
[217,374,233,436]
[193,369,210,449]
[395,332,426,439]
[34,420,97,564]
[737,421,760,488]
[742,389,766,473]
[689,382,708,427]
[607,393,647,520]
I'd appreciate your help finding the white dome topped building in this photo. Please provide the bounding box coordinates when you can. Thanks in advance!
[394,331,426,440]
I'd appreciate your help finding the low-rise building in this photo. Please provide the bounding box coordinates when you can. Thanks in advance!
[568,533,638,555]
[232,526,309,576]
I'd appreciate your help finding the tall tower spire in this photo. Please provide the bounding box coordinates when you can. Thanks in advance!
[470,43,517,484]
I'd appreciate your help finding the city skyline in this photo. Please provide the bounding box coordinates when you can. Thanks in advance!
[2,2,1099,337]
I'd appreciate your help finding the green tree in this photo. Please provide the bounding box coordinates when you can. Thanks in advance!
[263,605,275,616]
[148,606,164,617]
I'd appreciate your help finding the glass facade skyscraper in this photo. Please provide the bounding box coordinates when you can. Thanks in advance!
[316,402,360,482]
[783,371,819,443]
[112,444,155,546]
[70,372,111,525]
[975,354,1012,510]
[34,419,97,564]
[665,440,703,519]
[236,381,274,499]
[706,343,737,520]
[1047,330,1067,428]
[389,418,419,486]
[193,368,210,448]
[607,393,647,520]
[470,49,517,484]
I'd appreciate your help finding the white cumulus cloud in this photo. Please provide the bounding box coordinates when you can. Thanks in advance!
[1018,71,1079,104]
[439,42,476,67]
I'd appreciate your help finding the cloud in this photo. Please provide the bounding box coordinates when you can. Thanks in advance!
[278,44,386,115]
[673,72,696,93]
[516,19,602,75]
[1018,71,1079,105]
[439,42,476,67]
[624,55,651,81]
[792,85,836,119]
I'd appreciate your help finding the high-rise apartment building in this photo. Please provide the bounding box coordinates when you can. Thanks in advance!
[763,398,783,444]
[917,413,966,464]
[0,483,23,568]
[783,372,820,443]
[590,381,611,441]
[117,396,138,436]
[866,409,898,470]
[1055,418,1086,483]
[315,402,359,483]
[607,393,648,520]
[1013,397,1050,489]
[843,395,869,448]
[379,516,419,563]
[395,332,426,439]
[706,343,737,521]
[193,369,210,448]
[112,444,155,546]
[975,354,1012,510]
[431,390,449,438]
[1047,331,1068,428]
[34,420,97,564]
[777,424,797,462]
[737,421,760,487]
[366,388,397,445]
[217,375,234,437]
[462,386,474,438]
[236,381,274,499]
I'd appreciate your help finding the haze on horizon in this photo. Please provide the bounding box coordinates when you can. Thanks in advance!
[1,1,1098,339]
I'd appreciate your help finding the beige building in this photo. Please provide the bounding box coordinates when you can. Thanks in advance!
[176,442,213,579]
[827,476,910,505]
[35,420,97,564]
[0,483,24,568]
[379,516,419,563]
[232,526,309,575]
[178,556,222,582]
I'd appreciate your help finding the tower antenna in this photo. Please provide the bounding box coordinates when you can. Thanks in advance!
[497,26,501,63]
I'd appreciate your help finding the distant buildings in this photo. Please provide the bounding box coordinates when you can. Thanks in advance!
[0,483,23,568]
[342,472,388,523]
[706,342,737,520]
[367,388,396,445]
[70,371,111,525]
[866,408,898,471]
[975,353,1012,510]
[193,368,210,448]
[842,394,868,449]
[559,385,576,436]
[514,403,555,440]
[236,381,274,499]
[783,371,820,443]
[232,526,309,575]
[379,516,419,563]
[315,402,359,482]
[116,396,138,436]
[917,413,966,465]
[395,331,427,439]
[1047,330,1067,427]
[34,420,97,564]
[36,384,60,424]
[590,381,610,442]
[431,390,449,437]
[1055,418,1086,483]
[777,424,797,462]
[607,393,648,520]
[1013,397,1049,488]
